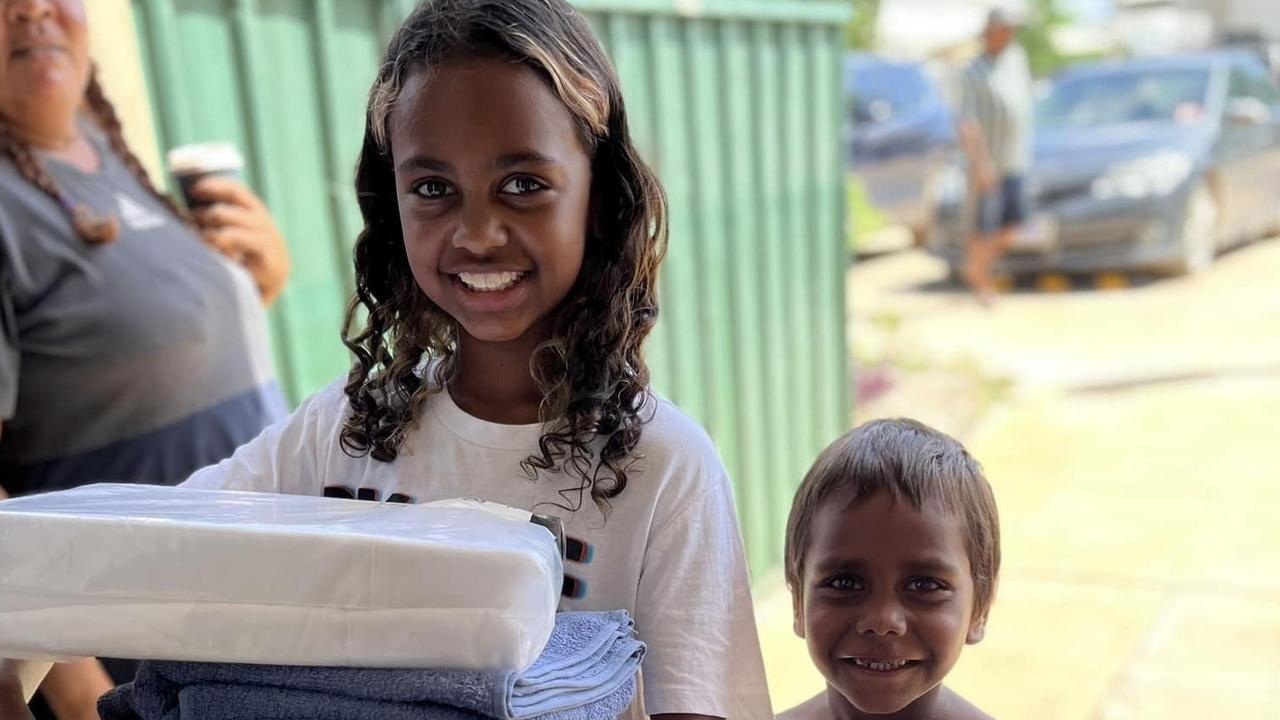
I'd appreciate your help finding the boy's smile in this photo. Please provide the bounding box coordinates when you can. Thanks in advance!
[794,491,986,718]
[388,56,592,348]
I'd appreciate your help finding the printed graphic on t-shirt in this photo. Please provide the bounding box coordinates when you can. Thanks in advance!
[116,192,166,231]
[323,485,413,504]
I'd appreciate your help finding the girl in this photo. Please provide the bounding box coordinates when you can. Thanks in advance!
[179,1,774,718]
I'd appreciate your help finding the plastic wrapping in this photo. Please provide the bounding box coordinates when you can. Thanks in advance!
[0,484,563,671]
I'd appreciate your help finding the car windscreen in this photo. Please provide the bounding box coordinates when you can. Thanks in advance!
[848,62,931,123]
[1038,68,1212,130]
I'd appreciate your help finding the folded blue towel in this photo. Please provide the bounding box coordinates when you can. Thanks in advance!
[510,611,640,718]
[98,611,644,720]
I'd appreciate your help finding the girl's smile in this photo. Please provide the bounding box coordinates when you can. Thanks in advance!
[449,270,531,314]
[454,270,527,293]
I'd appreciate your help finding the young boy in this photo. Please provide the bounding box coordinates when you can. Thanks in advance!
[780,419,1000,720]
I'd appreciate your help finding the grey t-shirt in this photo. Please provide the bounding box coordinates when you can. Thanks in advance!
[0,122,287,493]
[961,44,1035,175]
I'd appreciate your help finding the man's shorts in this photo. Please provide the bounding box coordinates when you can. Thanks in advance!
[977,174,1028,234]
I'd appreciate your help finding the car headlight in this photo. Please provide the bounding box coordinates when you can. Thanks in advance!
[1090,151,1194,200]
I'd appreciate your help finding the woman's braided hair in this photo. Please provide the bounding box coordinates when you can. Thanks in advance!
[0,65,186,243]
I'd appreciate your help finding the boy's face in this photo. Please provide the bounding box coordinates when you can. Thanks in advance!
[388,57,591,346]
[792,491,986,716]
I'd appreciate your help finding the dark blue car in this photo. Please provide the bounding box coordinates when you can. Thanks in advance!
[846,54,959,247]
[930,50,1280,276]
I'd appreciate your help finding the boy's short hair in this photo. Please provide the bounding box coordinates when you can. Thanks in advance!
[784,418,1001,619]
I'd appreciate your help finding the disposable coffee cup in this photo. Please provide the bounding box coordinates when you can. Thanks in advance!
[167,142,245,211]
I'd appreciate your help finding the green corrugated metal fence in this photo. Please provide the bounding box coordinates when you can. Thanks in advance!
[131,0,849,579]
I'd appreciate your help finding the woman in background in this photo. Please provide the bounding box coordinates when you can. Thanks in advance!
[0,0,291,717]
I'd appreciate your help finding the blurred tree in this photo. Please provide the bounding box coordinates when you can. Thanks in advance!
[1020,0,1097,77]
[846,0,880,49]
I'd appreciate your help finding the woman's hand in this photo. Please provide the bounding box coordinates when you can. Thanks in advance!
[189,178,292,306]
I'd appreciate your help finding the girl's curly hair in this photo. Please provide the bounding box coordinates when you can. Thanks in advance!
[340,0,668,513]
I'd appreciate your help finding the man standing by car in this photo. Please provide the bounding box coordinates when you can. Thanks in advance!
[958,7,1034,303]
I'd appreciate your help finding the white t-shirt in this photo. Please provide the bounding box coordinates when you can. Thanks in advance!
[184,378,774,719]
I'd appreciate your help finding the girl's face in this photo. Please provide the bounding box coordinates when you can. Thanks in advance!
[388,57,591,347]
[0,0,90,131]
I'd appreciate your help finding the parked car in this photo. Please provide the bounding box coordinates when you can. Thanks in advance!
[1221,29,1280,83]
[929,50,1280,276]
[846,53,960,247]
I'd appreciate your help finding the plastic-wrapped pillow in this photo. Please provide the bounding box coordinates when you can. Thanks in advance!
[0,484,563,672]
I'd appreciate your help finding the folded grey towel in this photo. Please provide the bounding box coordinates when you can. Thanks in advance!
[98,610,644,720]
[178,685,484,720]
[96,681,137,719]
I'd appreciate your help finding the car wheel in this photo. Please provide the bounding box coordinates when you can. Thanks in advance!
[1169,184,1218,276]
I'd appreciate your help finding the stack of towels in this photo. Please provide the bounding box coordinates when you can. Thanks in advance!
[98,611,644,720]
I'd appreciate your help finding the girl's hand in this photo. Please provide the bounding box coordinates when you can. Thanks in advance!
[189,178,292,306]
[39,659,113,720]
[0,660,34,720]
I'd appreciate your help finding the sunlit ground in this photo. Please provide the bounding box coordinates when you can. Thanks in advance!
[756,238,1280,719]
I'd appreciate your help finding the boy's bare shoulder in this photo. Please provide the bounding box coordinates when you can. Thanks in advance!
[942,687,996,720]
[778,689,992,720]
[777,693,828,720]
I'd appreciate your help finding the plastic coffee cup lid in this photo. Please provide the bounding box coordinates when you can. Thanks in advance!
[167,142,244,174]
